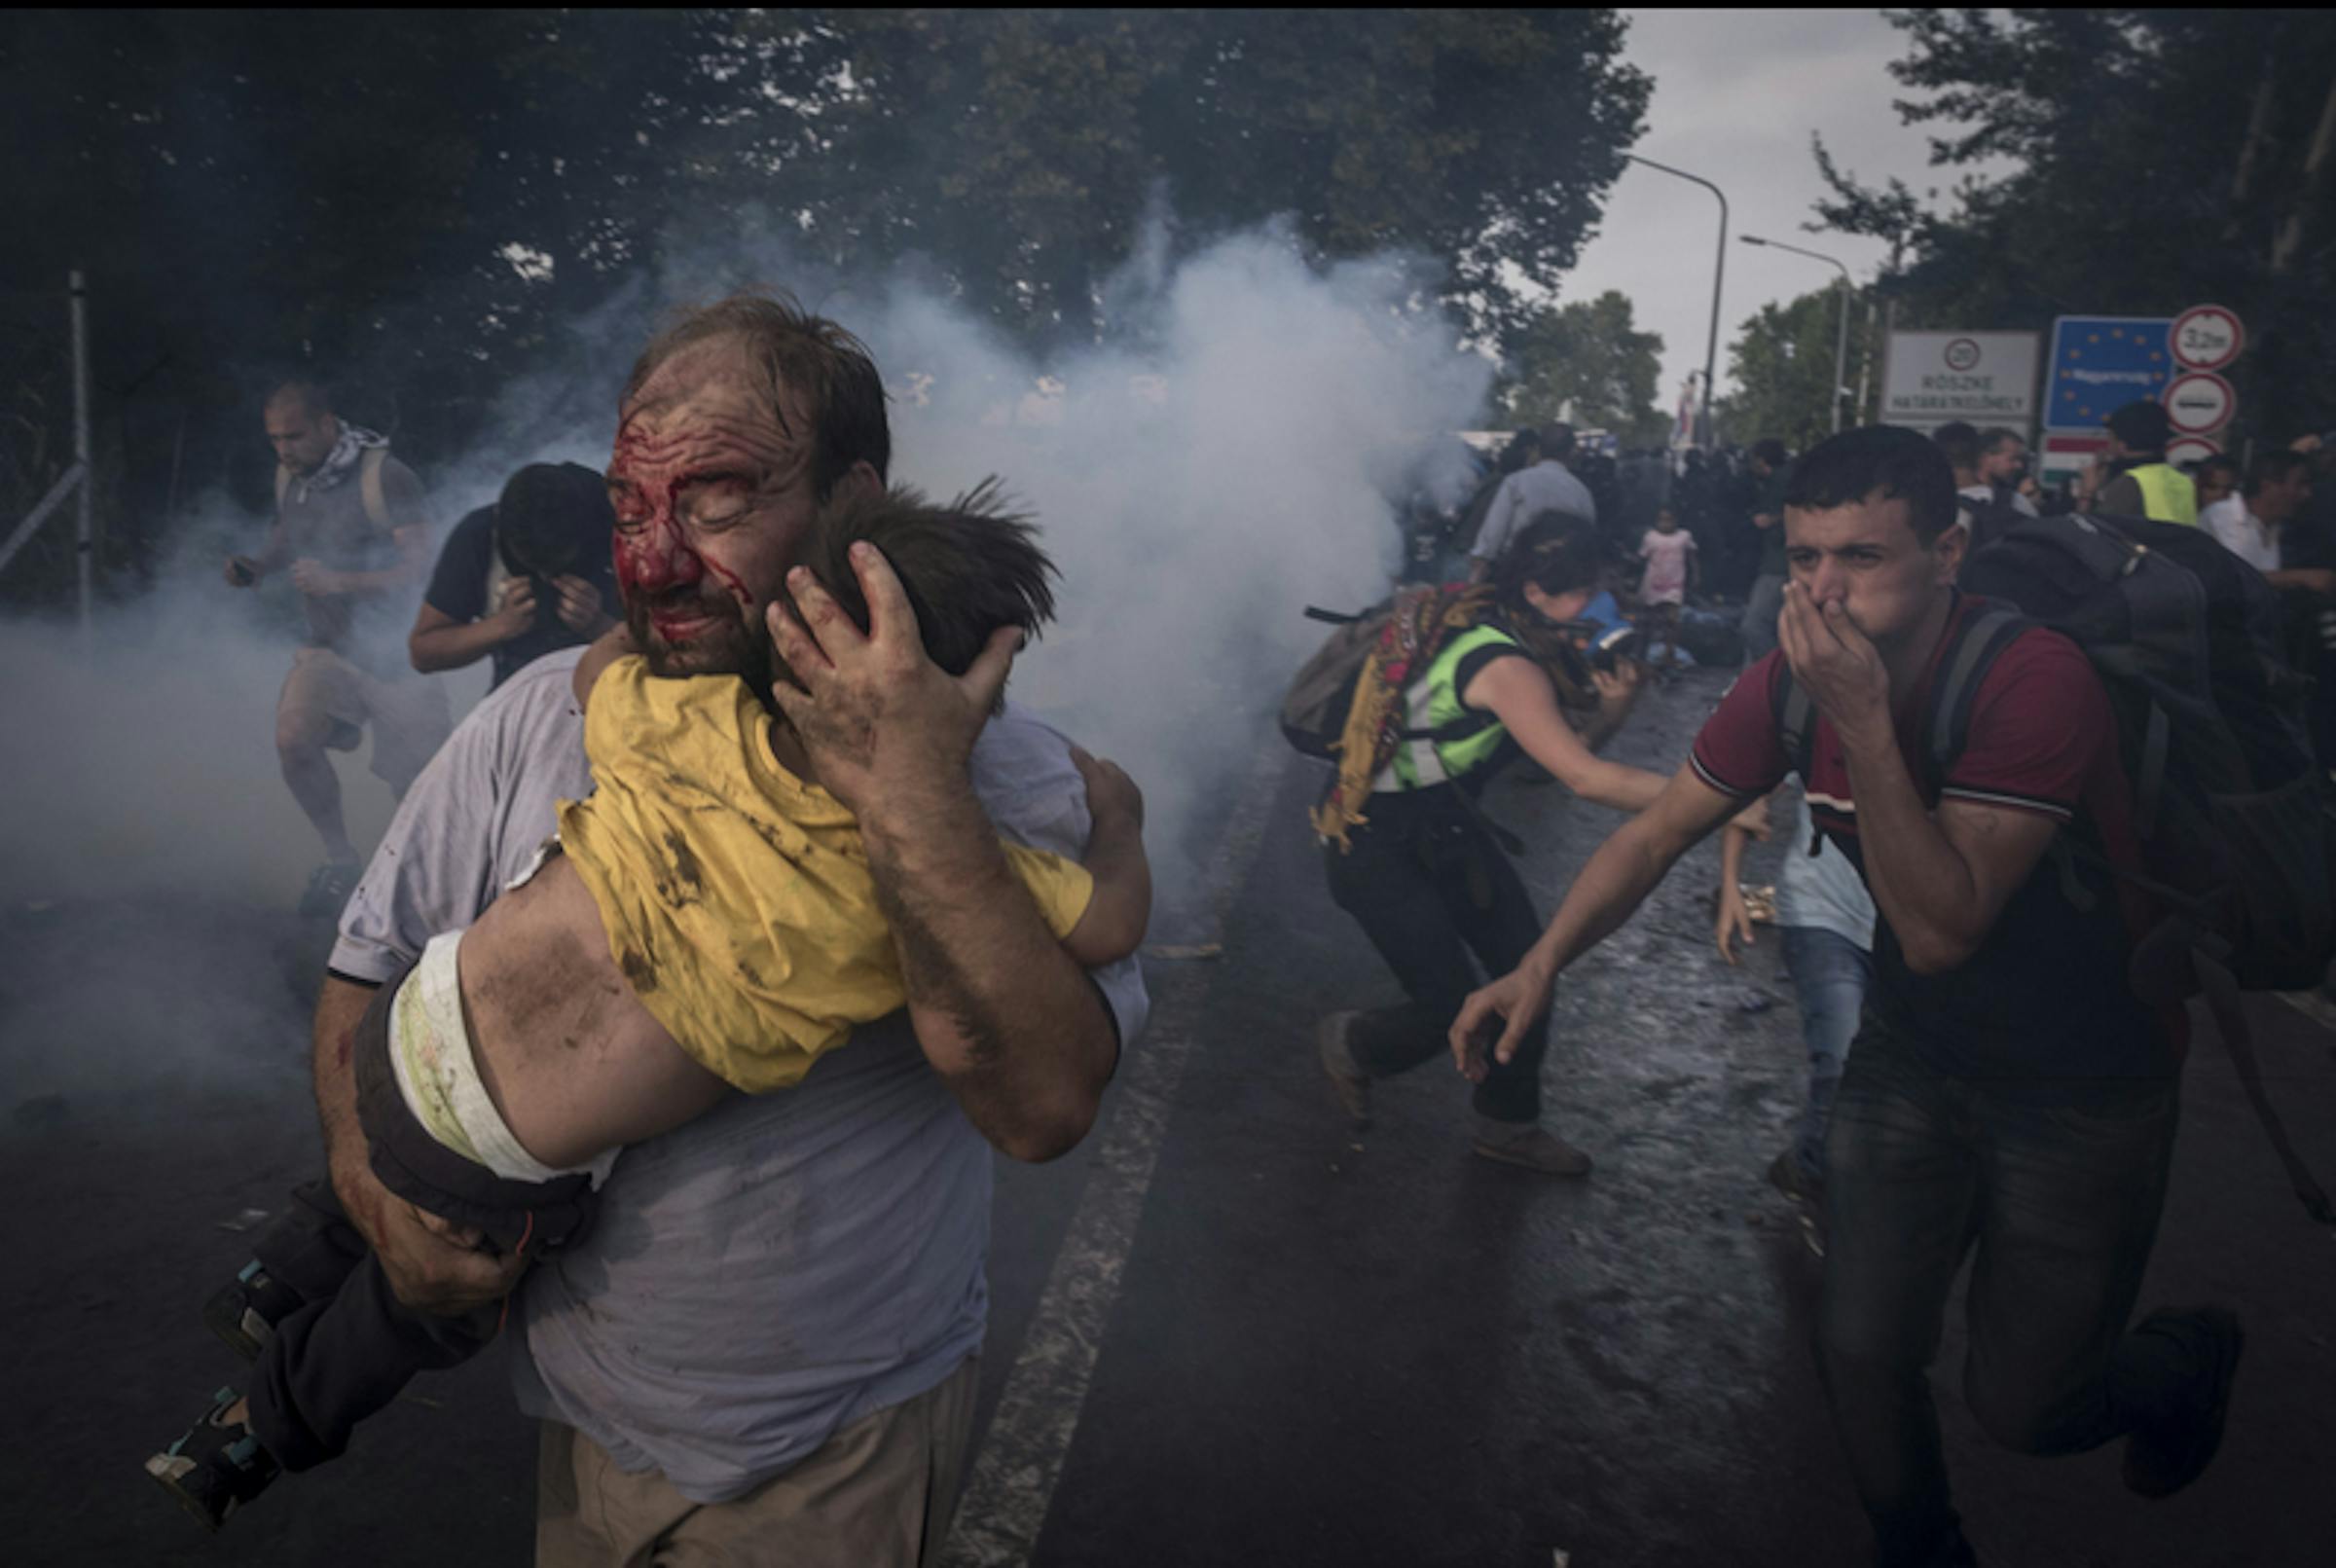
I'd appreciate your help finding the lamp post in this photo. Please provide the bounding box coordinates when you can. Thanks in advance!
[1624,154,1728,450]
[1741,235,1854,433]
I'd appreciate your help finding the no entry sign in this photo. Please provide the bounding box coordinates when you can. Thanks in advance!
[2163,370,2237,435]
[2170,304,2245,372]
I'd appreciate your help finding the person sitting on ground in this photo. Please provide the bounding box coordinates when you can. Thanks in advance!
[1636,503,1697,668]
[148,483,1152,1530]
[1313,512,1767,1178]
[409,461,623,691]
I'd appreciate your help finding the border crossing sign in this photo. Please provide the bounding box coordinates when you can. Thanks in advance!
[2045,316,2172,432]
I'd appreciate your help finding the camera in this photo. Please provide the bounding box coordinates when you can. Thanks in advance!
[1586,624,1641,673]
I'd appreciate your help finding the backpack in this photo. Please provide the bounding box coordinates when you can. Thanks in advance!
[1278,590,1502,760]
[1954,491,2032,558]
[276,445,393,529]
[1777,511,2336,1222]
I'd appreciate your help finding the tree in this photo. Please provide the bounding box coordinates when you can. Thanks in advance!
[1716,285,1878,452]
[1495,290,1666,442]
[0,11,1655,607]
[1808,9,2336,447]
[760,10,1652,348]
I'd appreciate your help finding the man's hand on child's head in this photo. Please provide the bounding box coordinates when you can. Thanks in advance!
[764,542,1018,824]
[1071,748,1144,831]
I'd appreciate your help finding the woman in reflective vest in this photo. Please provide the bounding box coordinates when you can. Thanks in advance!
[1314,512,1766,1176]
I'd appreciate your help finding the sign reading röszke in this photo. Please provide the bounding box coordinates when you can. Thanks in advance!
[1881,332,2042,432]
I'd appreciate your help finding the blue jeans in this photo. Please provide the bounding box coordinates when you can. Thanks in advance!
[1815,1018,2208,1568]
[1740,571,1786,666]
[1782,927,1873,1181]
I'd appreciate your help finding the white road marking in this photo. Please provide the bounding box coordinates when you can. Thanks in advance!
[939,740,1295,1567]
[2278,989,2336,1036]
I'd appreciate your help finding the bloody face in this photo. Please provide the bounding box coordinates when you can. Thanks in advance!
[1783,492,1962,666]
[605,341,822,681]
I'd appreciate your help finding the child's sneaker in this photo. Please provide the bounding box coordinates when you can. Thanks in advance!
[202,1260,305,1362]
[145,1388,279,1532]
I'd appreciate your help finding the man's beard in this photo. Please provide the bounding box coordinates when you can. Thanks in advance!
[628,593,773,694]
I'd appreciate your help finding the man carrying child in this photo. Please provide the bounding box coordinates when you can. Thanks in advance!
[153,296,1150,1567]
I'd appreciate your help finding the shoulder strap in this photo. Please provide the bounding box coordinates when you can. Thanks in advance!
[359,446,392,529]
[1926,606,2031,787]
[1396,619,1511,745]
[1770,668,1816,785]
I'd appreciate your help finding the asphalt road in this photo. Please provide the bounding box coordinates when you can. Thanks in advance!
[6,662,2332,1566]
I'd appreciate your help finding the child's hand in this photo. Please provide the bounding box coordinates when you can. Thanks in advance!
[1714,883,1756,966]
[1072,747,1144,831]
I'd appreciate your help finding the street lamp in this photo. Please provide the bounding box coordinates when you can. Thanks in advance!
[1741,235,1854,433]
[1624,154,1728,451]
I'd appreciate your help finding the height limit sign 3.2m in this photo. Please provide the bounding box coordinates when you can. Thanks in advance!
[2171,304,2244,374]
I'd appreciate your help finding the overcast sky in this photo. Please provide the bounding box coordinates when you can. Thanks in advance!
[1563,9,2010,407]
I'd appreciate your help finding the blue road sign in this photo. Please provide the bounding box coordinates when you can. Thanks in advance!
[2046,316,2172,432]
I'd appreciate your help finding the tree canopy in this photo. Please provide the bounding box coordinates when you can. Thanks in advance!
[1,10,1650,605]
[1495,290,1666,443]
[1717,284,1880,452]
[1809,8,2336,448]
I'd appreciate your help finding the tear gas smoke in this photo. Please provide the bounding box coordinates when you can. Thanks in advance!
[0,209,1491,1104]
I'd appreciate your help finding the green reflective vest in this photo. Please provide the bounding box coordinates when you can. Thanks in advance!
[2129,462,2199,527]
[1383,624,1517,790]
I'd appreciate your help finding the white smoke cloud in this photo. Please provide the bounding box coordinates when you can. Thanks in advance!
[0,213,1494,923]
[858,224,1495,904]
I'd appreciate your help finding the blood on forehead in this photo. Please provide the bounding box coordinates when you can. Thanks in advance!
[608,387,807,607]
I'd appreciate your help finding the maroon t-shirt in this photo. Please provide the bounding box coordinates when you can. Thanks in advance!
[1692,593,2173,1086]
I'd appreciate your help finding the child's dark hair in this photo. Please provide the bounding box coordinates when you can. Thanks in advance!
[795,479,1057,675]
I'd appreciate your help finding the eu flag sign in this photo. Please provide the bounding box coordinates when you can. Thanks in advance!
[2045,316,2173,433]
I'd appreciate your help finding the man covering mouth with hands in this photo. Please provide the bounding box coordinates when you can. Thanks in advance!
[1449,425,2241,1568]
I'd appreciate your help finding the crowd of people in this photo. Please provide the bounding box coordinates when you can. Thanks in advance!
[1334,397,2335,1568]
[143,301,2336,1568]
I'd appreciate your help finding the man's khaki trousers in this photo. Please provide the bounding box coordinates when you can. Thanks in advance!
[535,1357,978,1567]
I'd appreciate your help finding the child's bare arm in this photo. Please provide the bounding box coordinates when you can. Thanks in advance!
[1062,748,1151,966]
[460,854,729,1170]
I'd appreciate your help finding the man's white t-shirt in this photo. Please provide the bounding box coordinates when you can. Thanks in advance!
[2201,494,2281,574]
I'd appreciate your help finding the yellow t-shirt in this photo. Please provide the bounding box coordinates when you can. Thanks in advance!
[557,657,1094,1093]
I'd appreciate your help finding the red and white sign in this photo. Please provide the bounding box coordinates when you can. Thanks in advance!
[2162,370,2236,434]
[2036,430,2109,485]
[2170,304,2245,372]
[2166,434,2226,467]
